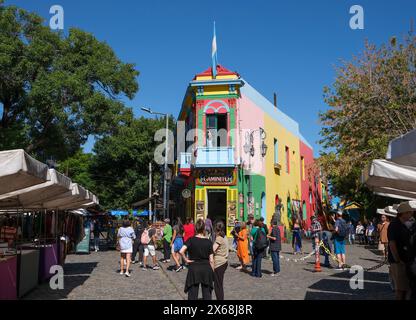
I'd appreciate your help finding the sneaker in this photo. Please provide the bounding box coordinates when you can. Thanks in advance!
[165,259,171,263]
[138,262,143,267]
[152,265,160,270]
[183,265,188,270]
[335,267,343,271]
[141,266,147,271]
[131,261,137,264]
[125,272,131,277]
[175,265,183,272]
[271,273,279,277]
[119,271,124,275]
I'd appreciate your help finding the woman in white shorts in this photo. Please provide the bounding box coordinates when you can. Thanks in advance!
[117,220,136,277]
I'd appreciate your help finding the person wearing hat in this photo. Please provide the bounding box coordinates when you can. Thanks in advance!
[387,201,415,300]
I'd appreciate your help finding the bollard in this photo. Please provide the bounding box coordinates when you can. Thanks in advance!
[314,236,321,272]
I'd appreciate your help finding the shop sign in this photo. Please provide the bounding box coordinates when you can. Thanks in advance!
[196,168,236,186]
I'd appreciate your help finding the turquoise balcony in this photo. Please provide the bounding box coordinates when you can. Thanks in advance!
[195,147,235,168]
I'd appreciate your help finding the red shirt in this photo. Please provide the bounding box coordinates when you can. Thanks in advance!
[183,223,195,242]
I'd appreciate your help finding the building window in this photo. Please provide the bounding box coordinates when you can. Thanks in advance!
[206,114,227,147]
[274,139,278,164]
[285,146,290,173]
[301,156,305,180]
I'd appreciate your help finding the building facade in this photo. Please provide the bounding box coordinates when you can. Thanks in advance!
[172,65,322,237]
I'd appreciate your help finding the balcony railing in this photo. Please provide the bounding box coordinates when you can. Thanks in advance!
[195,147,235,167]
[179,152,192,170]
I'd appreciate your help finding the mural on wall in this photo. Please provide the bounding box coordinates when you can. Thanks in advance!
[227,201,237,227]
[196,201,205,220]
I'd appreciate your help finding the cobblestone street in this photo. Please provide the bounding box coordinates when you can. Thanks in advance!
[24,241,394,300]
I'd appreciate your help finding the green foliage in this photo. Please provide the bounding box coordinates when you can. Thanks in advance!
[318,33,416,206]
[89,115,175,210]
[0,2,138,161]
[59,149,95,190]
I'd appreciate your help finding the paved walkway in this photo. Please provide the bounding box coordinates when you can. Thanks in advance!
[24,241,394,300]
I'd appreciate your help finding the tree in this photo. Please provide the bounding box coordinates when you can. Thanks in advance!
[318,33,416,205]
[0,1,138,161]
[59,149,95,191]
[89,115,175,209]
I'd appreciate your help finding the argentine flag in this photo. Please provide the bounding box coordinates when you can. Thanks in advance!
[212,22,218,78]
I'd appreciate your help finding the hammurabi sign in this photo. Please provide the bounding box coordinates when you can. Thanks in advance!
[196,168,236,186]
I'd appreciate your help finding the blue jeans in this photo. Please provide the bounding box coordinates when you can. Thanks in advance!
[251,250,263,277]
[271,251,280,273]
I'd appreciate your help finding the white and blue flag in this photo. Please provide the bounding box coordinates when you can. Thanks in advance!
[212,21,218,78]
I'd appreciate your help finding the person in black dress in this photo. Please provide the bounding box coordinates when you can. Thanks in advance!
[180,218,214,300]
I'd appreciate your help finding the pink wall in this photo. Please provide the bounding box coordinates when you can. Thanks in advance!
[237,95,265,176]
[299,140,316,229]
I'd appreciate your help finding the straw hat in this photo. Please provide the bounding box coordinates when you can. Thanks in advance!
[382,206,398,217]
[397,201,416,214]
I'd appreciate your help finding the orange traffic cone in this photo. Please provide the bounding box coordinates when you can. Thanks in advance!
[314,238,321,272]
[314,258,321,272]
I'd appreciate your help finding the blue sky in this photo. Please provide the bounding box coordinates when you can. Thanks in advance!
[4,0,416,157]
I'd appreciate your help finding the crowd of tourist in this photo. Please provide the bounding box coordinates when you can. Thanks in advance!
[113,200,416,300]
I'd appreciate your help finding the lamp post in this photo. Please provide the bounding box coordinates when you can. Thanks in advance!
[141,107,170,220]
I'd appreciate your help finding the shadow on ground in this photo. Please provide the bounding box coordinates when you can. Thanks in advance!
[24,262,97,300]
[304,270,393,300]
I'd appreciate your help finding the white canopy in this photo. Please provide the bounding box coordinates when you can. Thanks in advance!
[38,183,90,209]
[0,149,49,195]
[0,169,72,208]
[387,129,416,166]
[363,159,416,195]
[371,186,416,201]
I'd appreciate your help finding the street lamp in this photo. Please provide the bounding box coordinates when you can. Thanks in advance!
[141,106,170,220]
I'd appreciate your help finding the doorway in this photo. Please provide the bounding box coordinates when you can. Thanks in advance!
[207,189,227,225]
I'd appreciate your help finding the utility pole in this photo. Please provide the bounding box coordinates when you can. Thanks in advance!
[141,107,170,220]
[149,162,152,221]
[164,114,169,220]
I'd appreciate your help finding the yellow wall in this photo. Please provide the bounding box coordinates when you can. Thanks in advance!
[263,114,301,229]
[196,74,238,81]
[203,85,230,96]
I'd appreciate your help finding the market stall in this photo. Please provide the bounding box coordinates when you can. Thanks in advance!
[0,255,17,300]
[0,149,99,299]
[0,149,49,195]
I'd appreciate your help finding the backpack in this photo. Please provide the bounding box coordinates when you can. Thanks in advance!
[141,228,150,244]
[254,228,268,251]
[337,220,348,239]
